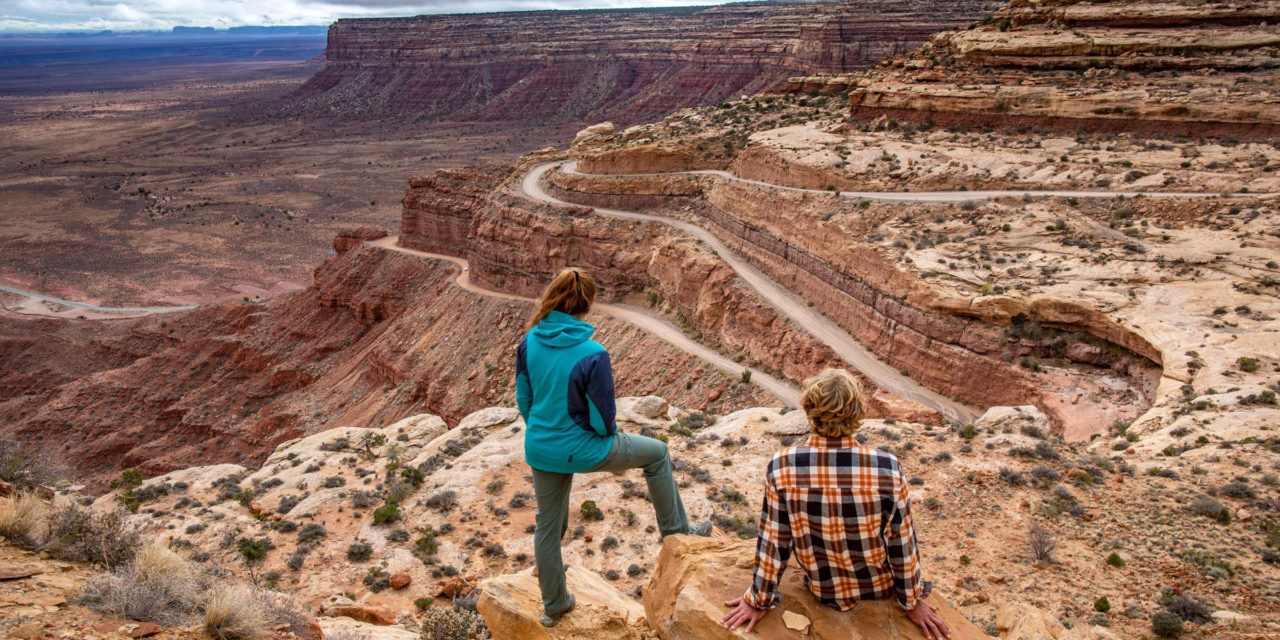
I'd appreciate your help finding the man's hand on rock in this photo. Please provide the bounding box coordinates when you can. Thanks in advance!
[721,597,768,633]
[906,599,951,640]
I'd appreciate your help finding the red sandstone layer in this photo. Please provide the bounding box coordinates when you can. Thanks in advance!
[291,1,1002,124]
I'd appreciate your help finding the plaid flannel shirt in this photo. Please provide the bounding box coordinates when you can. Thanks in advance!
[743,434,924,612]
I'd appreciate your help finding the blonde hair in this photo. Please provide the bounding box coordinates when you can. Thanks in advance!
[528,268,597,329]
[801,369,867,437]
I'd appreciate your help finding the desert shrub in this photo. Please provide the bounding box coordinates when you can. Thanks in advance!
[372,497,401,525]
[580,500,603,521]
[420,605,492,640]
[276,495,301,515]
[1161,594,1212,623]
[346,541,373,562]
[1237,357,1260,372]
[1189,496,1232,524]
[387,529,410,543]
[600,536,619,552]
[415,597,434,611]
[363,567,391,592]
[0,492,46,547]
[508,492,532,509]
[1029,523,1058,563]
[236,538,267,566]
[426,490,458,513]
[482,542,506,558]
[185,523,207,534]
[1220,481,1255,500]
[296,523,327,544]
[1106,552,1125,568]
[323,476,346,488]
[1094,596,1111,613]
[78,544,200,625]
[43,504,140,569]
[351,491,380,509]
[413,528,439,561]
[0,436,69,489]
[999,468,1027,486]
[1151,611,1183,638]
[387,480,414,504]
[204,585,270,640]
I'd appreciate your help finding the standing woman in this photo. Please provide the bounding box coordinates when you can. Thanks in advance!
[516,267,708,627]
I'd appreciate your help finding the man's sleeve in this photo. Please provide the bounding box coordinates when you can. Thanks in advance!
[743,464,792,609]
[886,473,923,610]
[515,338,532,424]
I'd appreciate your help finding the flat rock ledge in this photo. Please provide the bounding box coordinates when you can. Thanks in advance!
[477,534,1094,640]
[477,565,651,640]
[645,535,987,640]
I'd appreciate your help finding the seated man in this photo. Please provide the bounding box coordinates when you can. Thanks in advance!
[722,369,951,640]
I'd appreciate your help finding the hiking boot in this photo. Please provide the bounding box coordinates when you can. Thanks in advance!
[540,594,575,628]
[687,521,713,537]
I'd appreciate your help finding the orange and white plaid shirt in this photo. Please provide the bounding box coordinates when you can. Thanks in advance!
[743,434,925,611]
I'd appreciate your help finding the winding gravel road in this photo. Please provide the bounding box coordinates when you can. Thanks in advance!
[523,161,983,423]
[0,284,196,316]
[367,236,802,406]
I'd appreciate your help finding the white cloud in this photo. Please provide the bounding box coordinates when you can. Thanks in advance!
[0,0,736,32]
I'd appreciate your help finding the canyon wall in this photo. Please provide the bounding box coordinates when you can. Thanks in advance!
[0,233,772,486]
[291,1,1002,124]
[843,0,1280,137]
[400,165,844,388]
[543,165,1160,425]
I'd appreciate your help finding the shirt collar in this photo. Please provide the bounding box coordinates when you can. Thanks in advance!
[804,434,860,449]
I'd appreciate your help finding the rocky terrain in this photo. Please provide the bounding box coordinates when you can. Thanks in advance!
[831,0,1280,138]
[292,1,1002,125]
[3,398,1277,639]
[0,226,771,487]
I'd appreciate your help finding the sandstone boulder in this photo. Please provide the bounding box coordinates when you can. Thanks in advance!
[328,604,397,625]
[389,572,411,590]
[318,617,418,640]
[477,565,649,640]
[618,396,671,422]
[871,391,943,427]
[975,405,1050,435]
[0,562,43,580]
[572,122,616,148]
[997,603,1121,640]
[644,535,987,640]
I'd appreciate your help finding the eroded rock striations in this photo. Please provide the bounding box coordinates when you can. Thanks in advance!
[0,225,771,485]
[292,1,1002,124]
[842,0,1280,137]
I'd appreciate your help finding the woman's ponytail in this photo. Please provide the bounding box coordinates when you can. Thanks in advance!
[528,268,597,329]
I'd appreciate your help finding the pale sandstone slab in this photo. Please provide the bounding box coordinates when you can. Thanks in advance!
[644,535,988,640]
[478,565,649,640]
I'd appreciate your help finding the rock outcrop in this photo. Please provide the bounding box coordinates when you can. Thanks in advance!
[478,566,650,640]
[845,0,1280,137]
[644,535,985,640]
[291,1,1003,125]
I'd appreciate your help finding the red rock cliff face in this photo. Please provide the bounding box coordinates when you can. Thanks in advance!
[0,237,771,487]
[400,165,844,388]
[292,1,1002,124]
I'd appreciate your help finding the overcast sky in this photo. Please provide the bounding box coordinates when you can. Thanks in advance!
[0,0,748,32]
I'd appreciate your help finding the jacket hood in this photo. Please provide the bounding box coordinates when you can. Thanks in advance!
[529,310,595,348]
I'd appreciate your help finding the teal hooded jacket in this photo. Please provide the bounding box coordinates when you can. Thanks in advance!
[515,311,617,474]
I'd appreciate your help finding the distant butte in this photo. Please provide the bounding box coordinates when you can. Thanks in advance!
[289,0,1003,125]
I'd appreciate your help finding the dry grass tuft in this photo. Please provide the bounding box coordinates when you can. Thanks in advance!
[204,584,271,640]
[0,492,46,546]
[78,543,201,625]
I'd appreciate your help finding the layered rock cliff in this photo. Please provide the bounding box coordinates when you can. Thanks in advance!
[840,0,1280,137]
[291,1,1002,124]
[0,226,772,485]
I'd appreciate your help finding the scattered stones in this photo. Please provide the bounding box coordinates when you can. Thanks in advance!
[0,562,43,580]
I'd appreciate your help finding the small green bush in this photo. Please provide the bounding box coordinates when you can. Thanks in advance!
[415,596,434,611]
[580,500,603,521]
[1094,596,1111,613]
[1105,552,1125,568]
[372,497,401,525]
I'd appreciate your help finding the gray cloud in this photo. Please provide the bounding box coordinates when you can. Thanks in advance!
[0,0,735,32]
